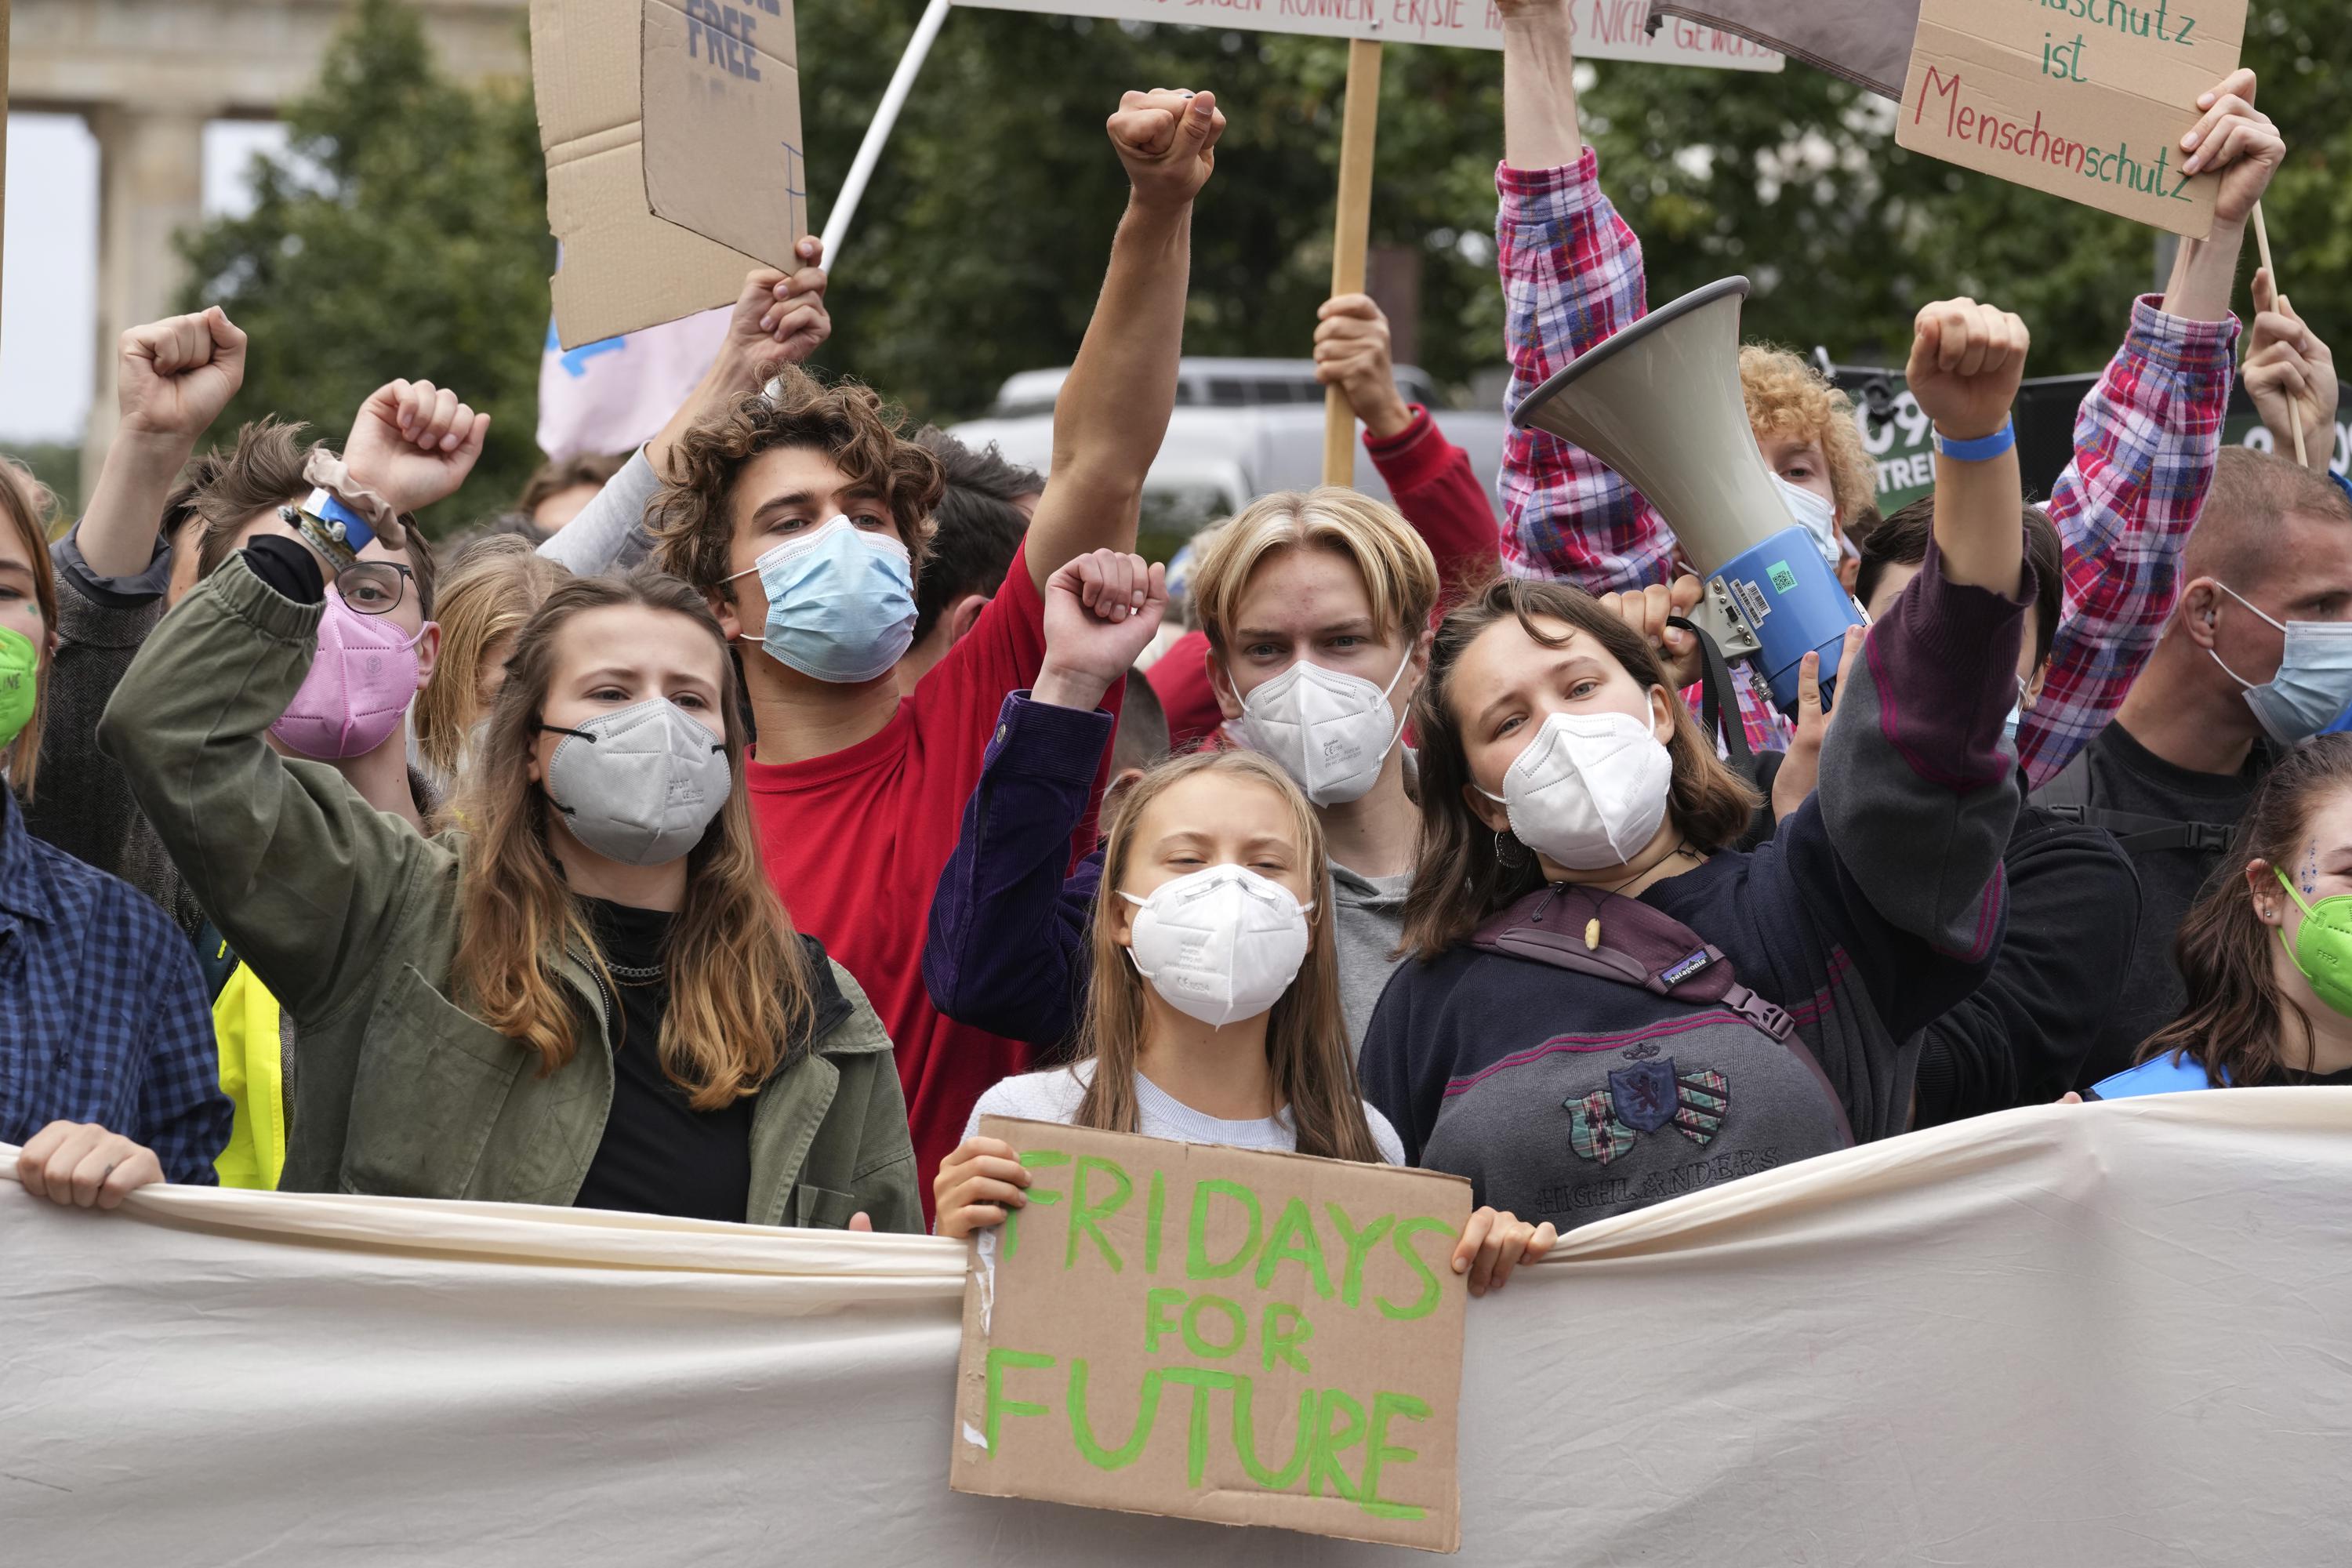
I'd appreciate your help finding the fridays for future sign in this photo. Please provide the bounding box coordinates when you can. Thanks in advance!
[949,0,1784,68]
[950,1119,1475,1550]
[1896,0,2247,236]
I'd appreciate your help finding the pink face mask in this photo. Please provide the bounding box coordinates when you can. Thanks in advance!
[270,589,427,760]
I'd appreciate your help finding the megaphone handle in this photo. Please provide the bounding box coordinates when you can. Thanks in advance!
[1668,615,1758,780]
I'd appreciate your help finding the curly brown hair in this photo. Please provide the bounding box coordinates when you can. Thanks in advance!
[1740,344,1877,528]
[650,365,945,600]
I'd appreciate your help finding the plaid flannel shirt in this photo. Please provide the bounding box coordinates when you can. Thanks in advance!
[1497,151,2239,775]
[2020,297,2238,785]
[1497,151,1790,753]
[0,789,227,1182]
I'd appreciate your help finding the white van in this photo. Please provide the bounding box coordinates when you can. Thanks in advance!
[949,358,1508,543]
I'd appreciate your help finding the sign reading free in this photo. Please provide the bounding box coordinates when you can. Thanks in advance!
[1895,0,2248,237]
[948,0,1784,69]
[949,1118,1473,1552]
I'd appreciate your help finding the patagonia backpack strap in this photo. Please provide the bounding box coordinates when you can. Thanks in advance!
[1472,884,1794,1041]
[1668,613,1758,782]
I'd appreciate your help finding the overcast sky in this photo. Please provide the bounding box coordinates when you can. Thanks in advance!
[2,113,290,444]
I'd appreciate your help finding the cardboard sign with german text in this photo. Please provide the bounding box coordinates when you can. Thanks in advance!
[949,1117,1473,1552]
[1894,0,2246,238]
[641,0,808,267]
[531,0,760,347]
[946,0,1785,72]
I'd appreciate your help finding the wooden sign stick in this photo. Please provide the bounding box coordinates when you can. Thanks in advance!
[2249,200,2307,469]
[1322,38,1384,488]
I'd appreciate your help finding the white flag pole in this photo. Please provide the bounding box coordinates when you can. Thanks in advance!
[818,0,953,274]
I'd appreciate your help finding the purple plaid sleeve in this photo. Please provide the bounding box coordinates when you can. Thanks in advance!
[2016,296,2240,787]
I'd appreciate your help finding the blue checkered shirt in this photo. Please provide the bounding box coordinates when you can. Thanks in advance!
[1,789,227,1182]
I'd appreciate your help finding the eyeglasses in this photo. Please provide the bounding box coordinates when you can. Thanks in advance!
[336,561,416,616]
[276,506,414,615]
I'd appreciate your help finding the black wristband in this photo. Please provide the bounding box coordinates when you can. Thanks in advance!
[243,534,328,607]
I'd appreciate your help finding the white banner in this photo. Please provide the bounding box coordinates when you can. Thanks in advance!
[5,1091,2350,1564]
[950,0,1784,68]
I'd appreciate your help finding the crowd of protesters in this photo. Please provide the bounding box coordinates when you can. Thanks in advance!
[9,4,2350,1298]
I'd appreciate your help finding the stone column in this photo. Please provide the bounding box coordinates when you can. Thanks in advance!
[83,105,209,501]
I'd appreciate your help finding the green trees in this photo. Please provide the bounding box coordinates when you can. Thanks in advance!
[176,0,550,533]
[161,0,2346,532]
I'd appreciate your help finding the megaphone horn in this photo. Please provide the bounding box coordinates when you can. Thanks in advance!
[1510,276,1865,717]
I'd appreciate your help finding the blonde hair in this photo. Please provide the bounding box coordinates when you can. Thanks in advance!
[1075,750,1385,1163]
[0,459,59,801]
[414,536,567,782]
[1190,488,1441,654]
[450,572,814,1109]
[1740,345,1877,528]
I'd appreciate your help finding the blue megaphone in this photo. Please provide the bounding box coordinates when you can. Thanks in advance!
[1510,277,1866,713]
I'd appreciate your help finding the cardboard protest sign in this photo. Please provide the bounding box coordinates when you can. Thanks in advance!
[950,1118,1474,1551]
[1894,0,2247,237]
[532,0,799,348]
[947,0,1784,71]
[641,0,809,267]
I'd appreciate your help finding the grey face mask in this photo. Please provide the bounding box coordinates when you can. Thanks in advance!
[539,698,731,866]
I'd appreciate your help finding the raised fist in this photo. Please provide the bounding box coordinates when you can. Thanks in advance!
[341,379,491,517]
[117,307,246,445]
[1108,89,1225,211]
[1036,549,1168,713]
[1905,298,2030,442]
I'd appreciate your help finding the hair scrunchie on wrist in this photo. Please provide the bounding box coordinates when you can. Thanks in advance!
[300,449,409,554]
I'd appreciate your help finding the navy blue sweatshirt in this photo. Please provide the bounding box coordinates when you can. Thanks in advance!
[1360,541,2026,1228]
[922,692,1109,1052]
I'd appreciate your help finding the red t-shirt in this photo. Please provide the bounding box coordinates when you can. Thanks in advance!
[746,543,1107,1214]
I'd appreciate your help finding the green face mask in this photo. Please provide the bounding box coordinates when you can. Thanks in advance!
[0,624,36,751]
[2273,866,2352,1019]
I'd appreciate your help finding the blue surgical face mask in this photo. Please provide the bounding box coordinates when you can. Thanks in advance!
[1771,473,1842,572]
[2210,582,2352,746]
[726,515,917,684]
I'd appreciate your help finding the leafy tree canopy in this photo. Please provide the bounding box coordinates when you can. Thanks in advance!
[172,0,2348,533]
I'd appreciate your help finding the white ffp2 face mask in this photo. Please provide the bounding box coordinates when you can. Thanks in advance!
[1120,865,1314,1028]
[1480,709,1673,871]
[1772,473,1844,572]
[1230,652,1414,807]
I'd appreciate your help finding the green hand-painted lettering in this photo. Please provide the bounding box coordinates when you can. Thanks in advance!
[1306,1388,1366,1501]
[1144,1169,1166,1275]
[981,1348,1054,1457]
[1142,1287,1186,1354]
[998,1149,1068,1262]
[1180,1294,1246,1359]
[1260,1302,1313,1374]
[1254,1196,1334,1300]
[1358,1392,1430,1520]
[1065,1154,1131,1272]
[1323,1201,1393,1308]
[1186,1178,1262,1280]
[1067,1359,1165,1470]
[1160,1367,1240,1487]
[1377,1217,1450,1321]
[1232,1379,1316,1489]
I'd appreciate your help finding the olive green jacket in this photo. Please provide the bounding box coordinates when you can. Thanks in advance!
[98,554,920,1232]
